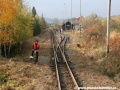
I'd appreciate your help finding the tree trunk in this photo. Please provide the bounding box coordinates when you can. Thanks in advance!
[0,46,1,56]
[4,44,7,57]
[20,42,22,51]
[20,41,23,51]
[8,43,11,58]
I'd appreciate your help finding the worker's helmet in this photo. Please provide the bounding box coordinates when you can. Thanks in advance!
[34,37,39,43]
[36,39,39,43]
[34,38,39,43]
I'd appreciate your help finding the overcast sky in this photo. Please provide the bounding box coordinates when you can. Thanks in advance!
[25,0,120,19]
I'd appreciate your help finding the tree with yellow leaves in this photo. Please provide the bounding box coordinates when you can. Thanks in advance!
[0,0,20,26]
[0,0,33,57]
[0,0,20,57]
[11,4,33,50]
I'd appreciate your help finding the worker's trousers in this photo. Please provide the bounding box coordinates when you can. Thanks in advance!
[32,50,38,63]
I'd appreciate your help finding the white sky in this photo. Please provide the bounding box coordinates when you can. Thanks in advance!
[25,0,120,19]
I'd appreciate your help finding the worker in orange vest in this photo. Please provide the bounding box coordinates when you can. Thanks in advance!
[60,35,62,43]
[54,29,56,34]
[30,40,40,64]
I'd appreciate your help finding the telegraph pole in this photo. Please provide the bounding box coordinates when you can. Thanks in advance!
[64,3,66,30]
[106,0,111,57]
[62,11,64,23]
[71,0,72,31]
[80,0,82,37]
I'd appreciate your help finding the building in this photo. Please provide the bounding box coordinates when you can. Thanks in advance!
[62,21,74,30]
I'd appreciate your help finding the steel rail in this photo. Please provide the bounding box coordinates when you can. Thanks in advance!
[51,35,61,90]
[54,35,79,90]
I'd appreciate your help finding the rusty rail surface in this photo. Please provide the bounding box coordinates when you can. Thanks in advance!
[51,31,79,90]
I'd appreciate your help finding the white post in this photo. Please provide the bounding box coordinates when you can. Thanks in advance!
[71,0,72,31]
[64,3,66,30]
[106,0,111,57]
[80,0,82,37]
[62,11,64,24]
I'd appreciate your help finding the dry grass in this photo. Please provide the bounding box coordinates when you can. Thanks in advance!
[0,59,55,90]
[1,29,119,89]
[110,31,120,50]
[97,31,120,88]
[64,30,119,89]
[0,30,57,90]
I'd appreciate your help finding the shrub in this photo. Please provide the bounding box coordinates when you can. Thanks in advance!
[0,74,7,85]
[99,53,120,79]
[110,32,120,50]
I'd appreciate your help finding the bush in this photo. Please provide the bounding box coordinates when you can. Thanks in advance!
[0,74,7,85]
[98,47,106,58]
[110,32,120,50]
[99,53,120,79]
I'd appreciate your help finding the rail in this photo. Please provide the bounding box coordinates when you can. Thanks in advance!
[51,30,79,90]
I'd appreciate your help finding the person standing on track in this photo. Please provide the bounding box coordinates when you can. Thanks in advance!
[60,35,62,43]
[60,28,63,33]
[30,39,40,64]
[54,29,56,34]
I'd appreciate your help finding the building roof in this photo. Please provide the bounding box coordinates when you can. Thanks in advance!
[76,16,84,21]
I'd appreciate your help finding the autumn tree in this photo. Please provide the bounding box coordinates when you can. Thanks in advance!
[11,5,33,50]
[82,14,106,48]
[0,0,20,57]
[0,0,33,57]
[0,0,20,26]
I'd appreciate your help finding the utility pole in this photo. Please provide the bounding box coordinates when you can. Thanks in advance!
[64,3,66,30]
[80,0,82,37]
[71,0,72,31]
[106,0,111,57]
[62,11,64,23]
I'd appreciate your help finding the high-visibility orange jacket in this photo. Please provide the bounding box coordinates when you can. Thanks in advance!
[32,43,40,52]
[60,35,62,42]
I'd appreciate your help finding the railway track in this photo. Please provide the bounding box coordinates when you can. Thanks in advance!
[51,31,80,90]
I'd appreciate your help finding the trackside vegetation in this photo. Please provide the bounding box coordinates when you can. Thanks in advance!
[0,0,47,57]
